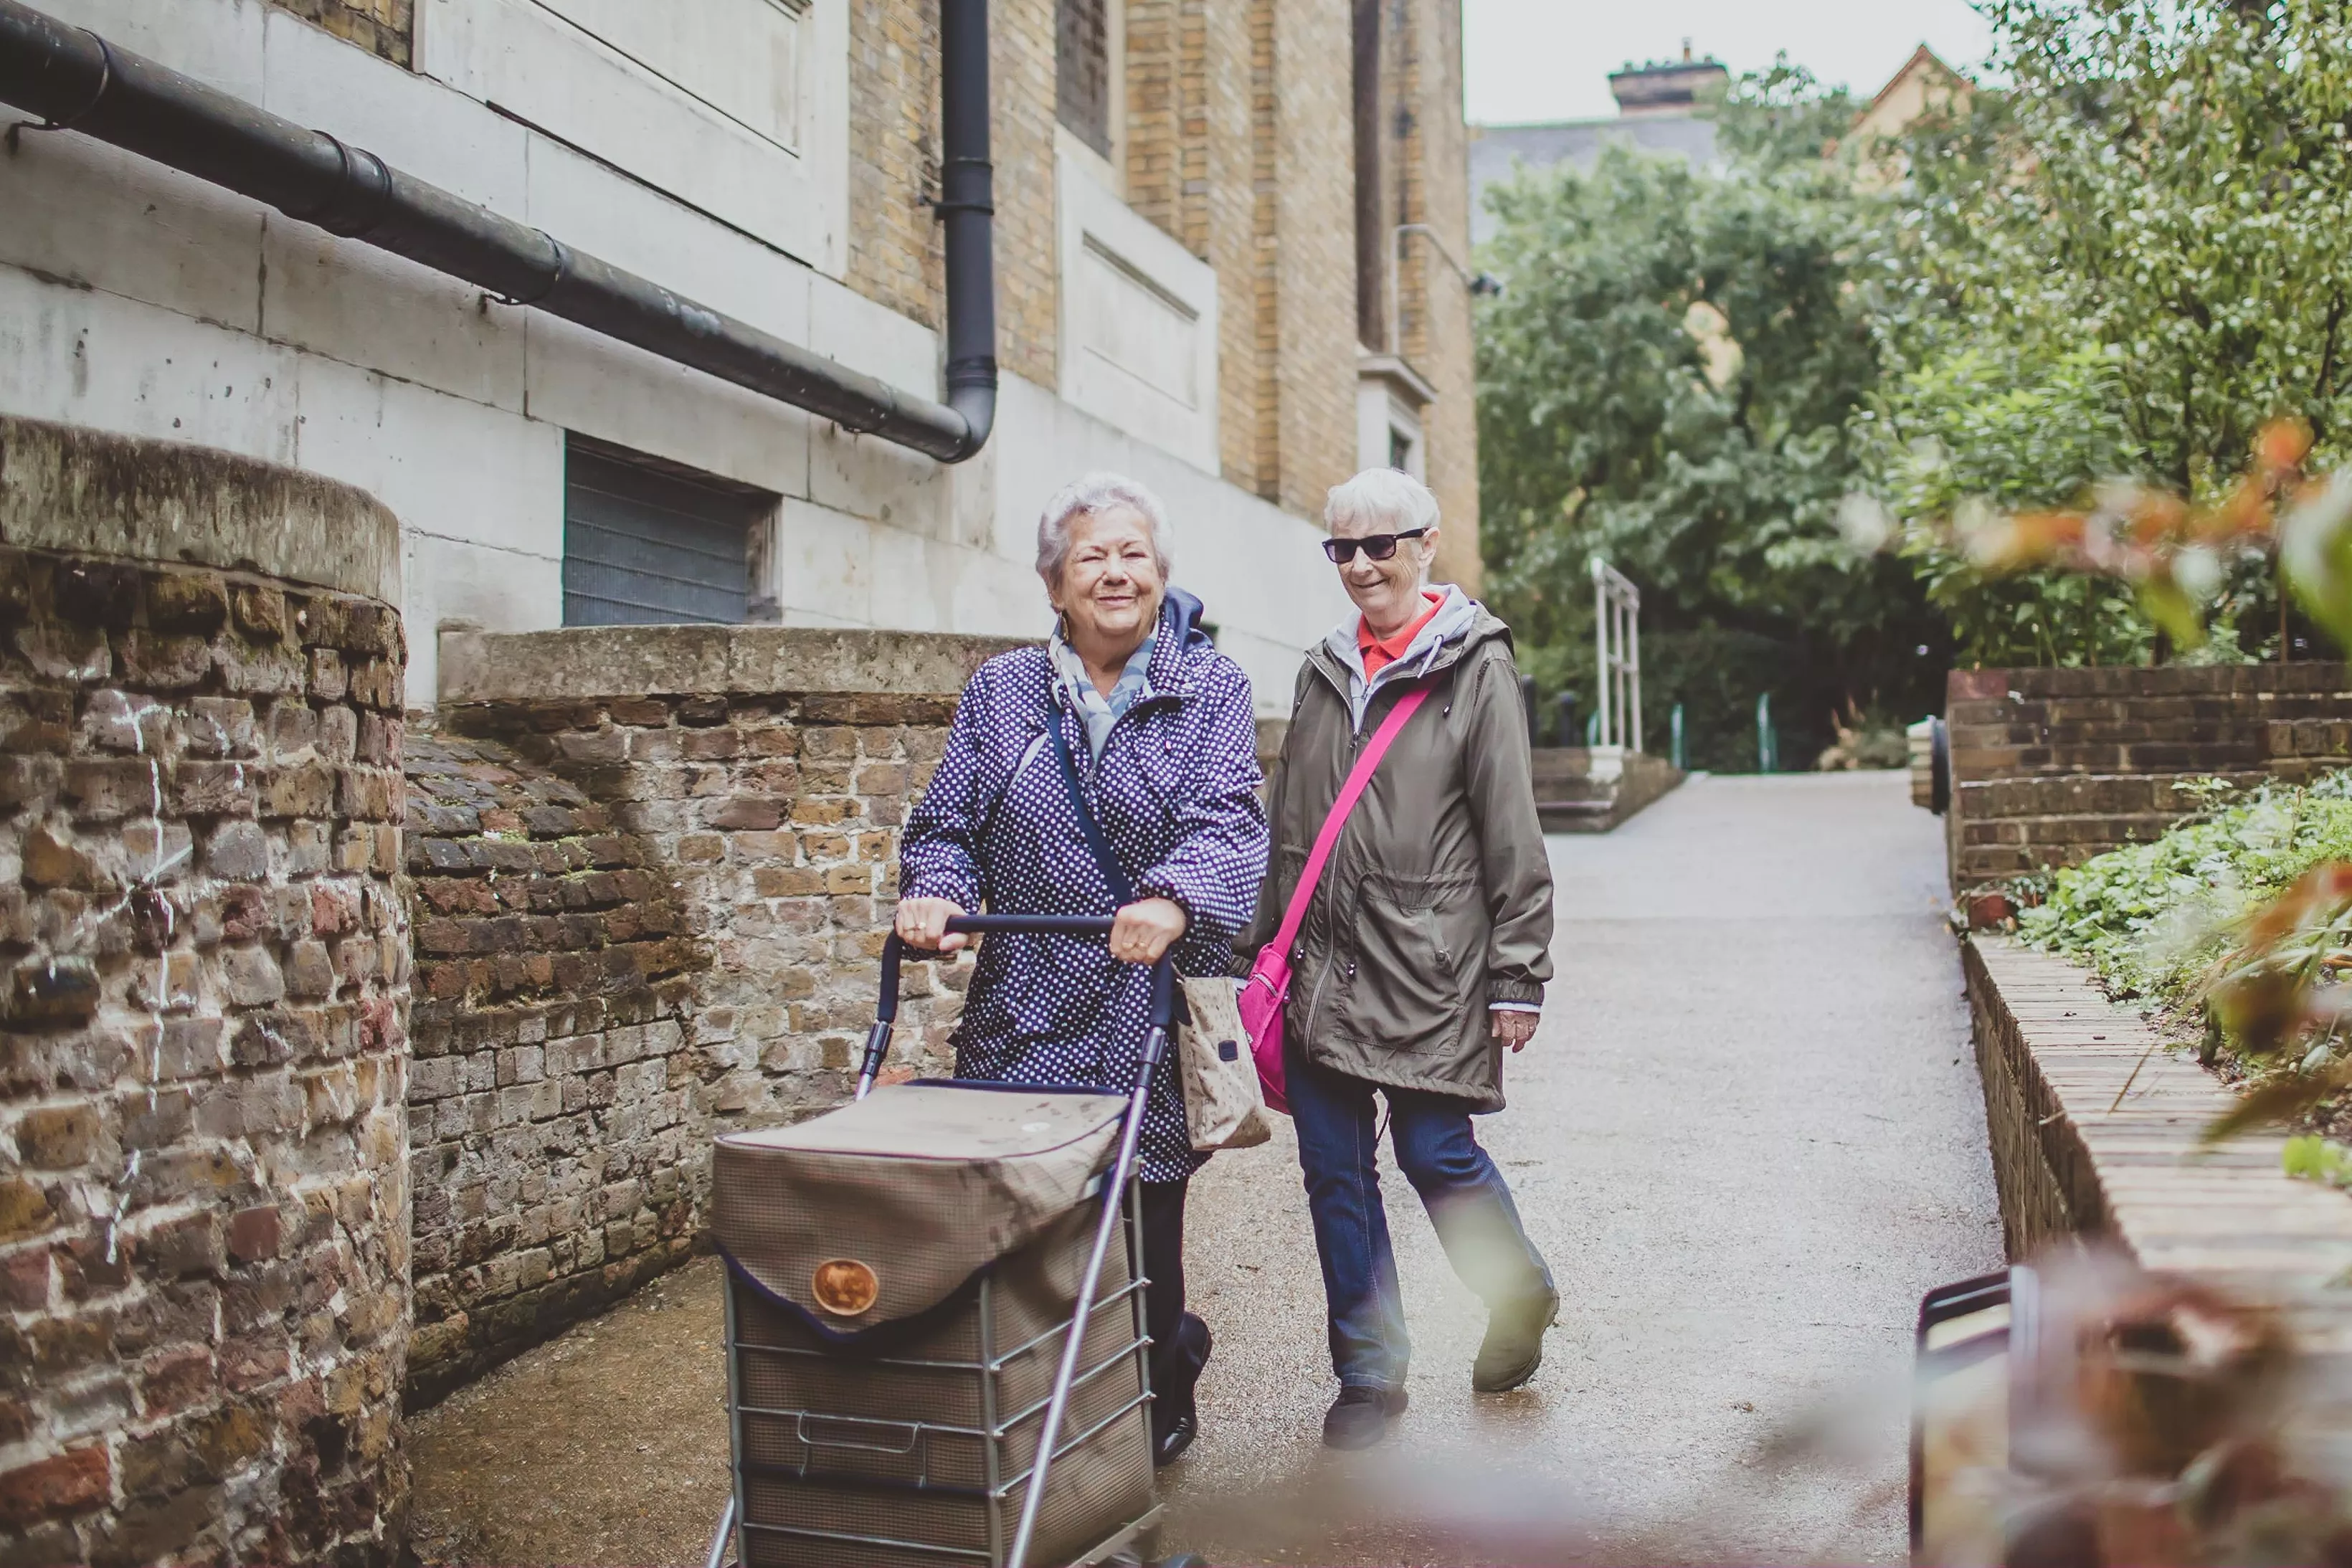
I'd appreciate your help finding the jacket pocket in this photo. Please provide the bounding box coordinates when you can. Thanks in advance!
[995,939,1116,1042]
[1335,872,1484,1055]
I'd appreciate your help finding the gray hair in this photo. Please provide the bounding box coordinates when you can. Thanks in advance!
[1036,472,1174,588]
[1325,467,1441,536]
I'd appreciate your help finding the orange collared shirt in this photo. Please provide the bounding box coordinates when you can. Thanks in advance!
[1357,591,1445,679]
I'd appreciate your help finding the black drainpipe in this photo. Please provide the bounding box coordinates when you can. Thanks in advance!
[0,0,996,464]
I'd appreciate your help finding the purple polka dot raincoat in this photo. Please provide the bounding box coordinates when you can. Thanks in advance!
[898,590,1269,1179]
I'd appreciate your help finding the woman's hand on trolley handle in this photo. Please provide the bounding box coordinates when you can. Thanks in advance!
[1110,897,1187,965]
[893,896,970,952]
[894,895,1186,964]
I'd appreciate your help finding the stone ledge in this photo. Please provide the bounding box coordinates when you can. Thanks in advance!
[437,626,1028,705]
[1965,938,2352,1324]
[1950,663,2352,700]
[1529,747,1684,833]
[0,415,402,603]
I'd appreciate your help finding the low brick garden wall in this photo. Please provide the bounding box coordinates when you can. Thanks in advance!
[399,626,1018,1400]
[1945,664,2352,888]
[0,418,412,1564]
[399,731,708,1406]
[1964,938,2352,1325]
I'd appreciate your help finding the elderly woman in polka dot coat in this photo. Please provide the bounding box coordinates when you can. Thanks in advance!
[895,472,1269,1468]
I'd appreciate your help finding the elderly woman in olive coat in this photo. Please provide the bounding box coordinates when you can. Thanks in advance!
[1245,467,1557,1451]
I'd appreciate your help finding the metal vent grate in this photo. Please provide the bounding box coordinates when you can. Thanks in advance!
[561,442,769,627]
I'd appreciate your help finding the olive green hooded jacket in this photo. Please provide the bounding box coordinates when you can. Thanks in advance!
[1242,586,1554,1108]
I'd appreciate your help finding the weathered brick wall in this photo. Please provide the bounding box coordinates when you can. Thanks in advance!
[838,0,1062,389]
[399,731,708,1407]
[272,0,414,66]
[848,0,947,332]
[992,0,1064,390]
[1398,0,1482,592]
[1945,664,2352,888]
[1963,936,2352,1379]
[0,419,410,1567]
[400,627,1018,1397]
[1960,939,2105,1260]
[1269,0,1361,518]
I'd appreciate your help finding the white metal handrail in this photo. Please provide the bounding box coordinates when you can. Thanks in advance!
[1591,558,1642,754]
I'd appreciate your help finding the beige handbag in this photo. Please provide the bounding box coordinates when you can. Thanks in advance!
[1177,977,1273,1151]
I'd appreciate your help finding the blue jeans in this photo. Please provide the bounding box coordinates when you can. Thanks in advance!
[1287,1046,1555,1390]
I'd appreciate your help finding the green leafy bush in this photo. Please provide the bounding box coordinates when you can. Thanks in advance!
[2017,771,2352,1001]
[1476,65,1946,774]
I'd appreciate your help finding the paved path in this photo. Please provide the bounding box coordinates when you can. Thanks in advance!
[1157,770,2003,1564]
[409,770,2002,1566]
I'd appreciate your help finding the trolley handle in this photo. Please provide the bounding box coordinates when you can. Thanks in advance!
[860,915,1176,1098]
[878,914,1116,1022]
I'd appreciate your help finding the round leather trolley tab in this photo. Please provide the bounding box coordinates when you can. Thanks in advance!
[810,1258,881,1316]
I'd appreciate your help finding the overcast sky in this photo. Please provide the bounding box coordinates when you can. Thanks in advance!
[1464,0,1996,124]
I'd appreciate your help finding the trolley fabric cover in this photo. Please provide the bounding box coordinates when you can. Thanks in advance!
[712,1083,1129,1339]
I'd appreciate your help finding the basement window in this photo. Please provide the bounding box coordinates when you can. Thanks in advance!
[561,439,774,627]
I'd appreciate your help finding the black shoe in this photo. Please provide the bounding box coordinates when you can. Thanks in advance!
[1471,1286,1558,1392]
[1320,1384,1408,1450]
[1152,1316,1211,1467]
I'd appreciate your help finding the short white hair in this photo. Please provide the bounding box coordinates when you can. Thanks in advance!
[1324,467,1441,536]
[1036,472,1175,587]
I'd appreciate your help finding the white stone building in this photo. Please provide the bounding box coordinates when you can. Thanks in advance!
[0,0,1500,711]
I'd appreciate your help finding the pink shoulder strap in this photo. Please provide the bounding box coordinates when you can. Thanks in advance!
[1269,685,1431,954]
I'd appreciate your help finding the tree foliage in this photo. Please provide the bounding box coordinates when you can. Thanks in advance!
[1864,0,2352,663]
[1476,66,1946,771]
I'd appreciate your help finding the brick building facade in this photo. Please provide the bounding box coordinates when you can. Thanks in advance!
[0,5,1489,1554]
[1,0,1485,710]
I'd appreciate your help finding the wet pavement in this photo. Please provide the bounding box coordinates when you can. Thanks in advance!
[409,770,2003,1565]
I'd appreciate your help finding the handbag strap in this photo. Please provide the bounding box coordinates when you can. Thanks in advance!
[1269,685,1431,955]
[1045,702,1137,906]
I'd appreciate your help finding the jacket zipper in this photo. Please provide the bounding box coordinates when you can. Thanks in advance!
[1292,631,1472,1046]
[1299,659,1378,1048]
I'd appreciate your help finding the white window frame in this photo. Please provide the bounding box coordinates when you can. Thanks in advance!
[1356,353,1433,480]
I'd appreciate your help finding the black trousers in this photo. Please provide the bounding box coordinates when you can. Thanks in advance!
[1138,1177,1205,1397]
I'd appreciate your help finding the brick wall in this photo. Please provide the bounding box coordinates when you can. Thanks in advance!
[992,0,1064,390]
[400,626,1018,1397]
[399,731,708,1406]
[847,0,947,331]
[1962,939,2100,1260]
[1965,934,2352,1348]
[272,0,414,66]
[1945,664,2352,888]
[0,421,411,1566]
[1269,0,1361,519]
[1399,0,1482,593]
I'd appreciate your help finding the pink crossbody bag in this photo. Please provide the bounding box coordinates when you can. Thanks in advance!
[1241,685,1431,1113]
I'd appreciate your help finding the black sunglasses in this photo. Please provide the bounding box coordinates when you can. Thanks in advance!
[1322,528,1428,565]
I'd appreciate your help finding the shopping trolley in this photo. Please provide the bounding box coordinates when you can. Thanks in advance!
[702,913,1205,1568]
